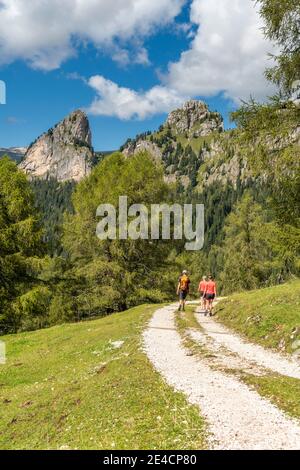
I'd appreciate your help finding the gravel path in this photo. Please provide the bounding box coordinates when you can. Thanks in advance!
[187,328,267,375]
[143,304,300,450]
[195,308,300,379]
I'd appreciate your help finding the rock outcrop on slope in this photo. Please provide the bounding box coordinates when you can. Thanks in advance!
[122,100,224,160]
[121,99,232,189]
[197,136,252,190]
[122,140,162,162]
[165,100,224,137]
[19,110,94,182]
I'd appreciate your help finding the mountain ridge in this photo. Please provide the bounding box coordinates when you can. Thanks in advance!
[121,100,244,190]
[9,99,298,194]
[0,147,27,162]
[14,100,230,188]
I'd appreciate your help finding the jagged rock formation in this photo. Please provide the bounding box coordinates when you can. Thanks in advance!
[19,110,94,182]
[123,140,162,162]
[122,100,223,158]
[197,137,252,190]
[121,99,236,189]
[165,100,223,137]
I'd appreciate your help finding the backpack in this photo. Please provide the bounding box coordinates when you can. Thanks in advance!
[180,274,189,291]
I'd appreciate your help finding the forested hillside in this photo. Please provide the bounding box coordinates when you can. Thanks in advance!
[30,179,75,256]
[0,0,299,335]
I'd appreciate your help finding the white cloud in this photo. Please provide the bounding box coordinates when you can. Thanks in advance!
[112,46,150,67]
[87,75,186,119]
[166,0,277,102]
[0,0,278,118]
[0,0,184,70]
[135,47,151,66]
[86,0,277,120]
[111,48,131,67]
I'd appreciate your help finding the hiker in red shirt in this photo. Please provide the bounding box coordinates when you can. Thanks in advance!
[203,274,217,316]
[198,276,207,311]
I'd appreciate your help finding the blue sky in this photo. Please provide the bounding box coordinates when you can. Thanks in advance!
[0,0,275,151]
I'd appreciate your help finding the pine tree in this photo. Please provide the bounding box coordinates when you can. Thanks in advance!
[0,157,45,332]
[62,152,178,319]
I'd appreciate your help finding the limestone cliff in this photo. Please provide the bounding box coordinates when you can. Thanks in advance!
[122,140,162,162]
[165,99,223,137]
[121,99,234,189]
[19,110,94,182]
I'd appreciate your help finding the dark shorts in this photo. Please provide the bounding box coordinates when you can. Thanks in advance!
[179,290,188,300]
[205,293,215,301]
[199,291,204,296]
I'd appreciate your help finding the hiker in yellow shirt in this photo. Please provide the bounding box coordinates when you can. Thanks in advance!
[176,270,190,312]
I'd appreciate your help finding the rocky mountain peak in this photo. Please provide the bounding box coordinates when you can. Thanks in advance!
[53,110,92,147]
[19,110,94,182]
[165,99,223,137]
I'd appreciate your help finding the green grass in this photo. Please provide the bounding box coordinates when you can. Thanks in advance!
[149,127,218,155]
[242,374,300,419]
[177,307,200,331]
[0,304,207,450]
[214,281,300,419]
[215,279,300,353]
[174,133,217,154]
[175,306,220,361]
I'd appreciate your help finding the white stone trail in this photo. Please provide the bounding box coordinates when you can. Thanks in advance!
[194,309,300,379]
[143,304,300,450]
